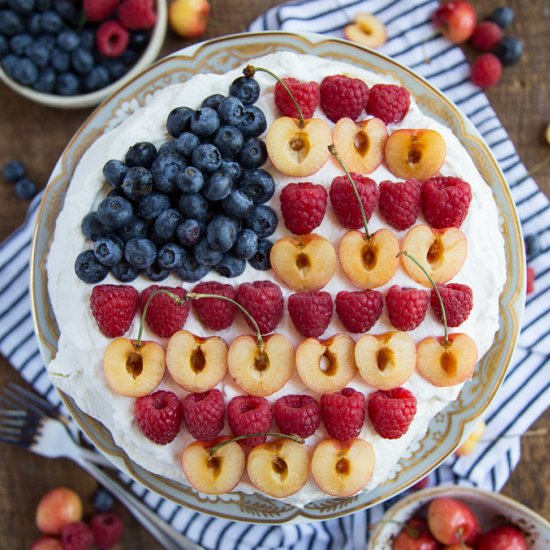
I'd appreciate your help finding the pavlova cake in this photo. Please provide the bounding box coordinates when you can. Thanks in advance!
[47,51,505,506]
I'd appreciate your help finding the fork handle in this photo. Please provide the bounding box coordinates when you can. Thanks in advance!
[77,459,204,550]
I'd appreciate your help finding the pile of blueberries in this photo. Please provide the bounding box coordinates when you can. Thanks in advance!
[0,1,149,95]
[75,73,278,284]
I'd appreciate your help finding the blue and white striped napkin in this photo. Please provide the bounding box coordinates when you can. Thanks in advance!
[2,0,549,548]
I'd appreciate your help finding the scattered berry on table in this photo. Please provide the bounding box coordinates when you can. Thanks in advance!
[321,388,365,441]
[320,74,369,122]
[368,387,417,439]
[386,285,429,331]
[229,75,260,105]
[489,6,514,29]
[96,20,129,59]
[280,182,327,235]
[90,284,138,338]
[493,35,523,66]
[89,512,124,550]
[274,394,321,439]
[274,77,320,119]
[421,176,472,228]
[379,178,421,231]
[525,234,543,259]
[134,390,183,445]
[288,290,332,338]
[61,521,94,550]
[192,281,237,330]
[330,173,379,229]
[182,389,226,440]
[366,84,410,124]
[236,280,283,334]
[527,266,535,295]
[470,21,502,51]
[3,159,25,182]
[15,177,37,198]
[248,238,272,270]
[227,395,273,447]
[335,290,383,333]
[244,204,278,238]
[139,285,188,338]
[470,53,502,88]
[92,487,115,513]
[75,250,109,283]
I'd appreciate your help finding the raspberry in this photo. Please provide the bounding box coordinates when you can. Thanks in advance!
[236,281,283,334]
[134,390,182,445]
[83,0,118,22]
[89,513,124,550]
[191,281,236,331]
[527,266,535,295]
[118,0,157,30]
[274,395,321,438]
[280,182,327,235]
[386,286,429,331]
[139,285,189,338]
[61,522,94,550]
[320,388,365,441]
[335,290,383,333]
[430,283,473,327]
[274,77,320,119]
[471,21,503,51]
[368,387,417,439]
[470,53,502,88]
[90,284,138,338]
[182,389,225,440]
[320,74,369,122]
[378,179,421,231]
[227,395,272,447]
[287,291,332,338]
[96,21,129,58]
[329,174,379,229]
[366,84,411,124]
[421,176,472,228]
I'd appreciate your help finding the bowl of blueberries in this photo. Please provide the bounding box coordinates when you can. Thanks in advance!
[0,0,166,108]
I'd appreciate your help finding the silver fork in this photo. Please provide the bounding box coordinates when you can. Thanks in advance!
[0,387,204,550]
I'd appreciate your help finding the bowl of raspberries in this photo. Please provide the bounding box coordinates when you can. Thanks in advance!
[0,0,166,108]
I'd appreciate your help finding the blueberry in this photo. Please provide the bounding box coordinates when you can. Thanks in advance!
[153,208,182,241]
[97,195,133,228]
[136,192,170,220]
[71,47,94,75]
[102,59,125,81]
[35,0,51,9]
[215,253,246,278]
[158,140,178,156]
[238,137,267,169]
[244,205,277,238]
[176,165,204,194]
[212,125,244,158]
[167,106,193,138]
[102,159,127,188]
[489,6,514,28]
[176,218,203,246]
[130,30,149,51]
[85,66,109,92]
[144,263,170,281]
[107,187,124,198]
[494,36,523,66]
[0,10,24,36]
[57,29,79,51]
[219,159,242,183]
[1,53,18,78]
[9,33,32,55]
[229,76,260,105]
[92,488,114,513]
[525,234,543,258]
[158,242,185,270]
[15,177,37,198]
[8,0,34,15]
[232,228,258,260]
[191,143,221,174]
[81,211,110,241]
[189,107,220,137]
[201,93,225,110]
[125,142,158,169]
[40,11,61,33]
[179,192,209,221]
[33,67,55,92]
[194,237,223,266]
[51,48,69,72]
[27,13,41,34]
[151,152,187,193]
[124,238,157,269]
[3,159,25,182]
[26,42,50,67]
[116,216,148,242]
[238,168,275,204]
[93,234,124,266]
[111,259,140,282]
[0,35,6,55]
[248,238,273,270]
[222,190,253,219]
[218,96,245,126]
[238,106,267,138]
[75,250,109,283]
[54,0,77,22]
[80,29,94,50]
[36,33,54,50]
[202,171,232,201]
[55,72,79,95]
[206,214,239,252]
[175,248,210,282]
[176,132,200,158]
[119,48,136,67]
[122,167,153,200]
[13,57,38,85]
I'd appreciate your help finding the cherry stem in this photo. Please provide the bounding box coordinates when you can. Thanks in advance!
[328,145,370,240]
[186,292,264,352]
[135,289,184,348]
[397,250,448,346]
[208,432,305,455]
[457,527,465,549]
[244,65,305,128]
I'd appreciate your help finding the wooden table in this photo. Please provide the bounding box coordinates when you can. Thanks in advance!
[0,0,548,546]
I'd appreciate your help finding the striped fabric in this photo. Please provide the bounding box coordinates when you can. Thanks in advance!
[1,0,549,547]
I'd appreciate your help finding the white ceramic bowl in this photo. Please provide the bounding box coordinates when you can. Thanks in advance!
[0,0,166,109]
[368,485,550,549]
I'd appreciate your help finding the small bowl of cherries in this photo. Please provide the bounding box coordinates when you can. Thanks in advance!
[368,485,550,549]
[0,0,166,108]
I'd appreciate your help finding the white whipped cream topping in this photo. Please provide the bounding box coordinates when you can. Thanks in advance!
[47,52,506,507]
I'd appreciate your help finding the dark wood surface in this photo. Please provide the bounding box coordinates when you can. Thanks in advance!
[0,0,548,546]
